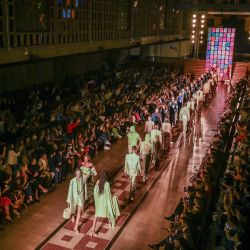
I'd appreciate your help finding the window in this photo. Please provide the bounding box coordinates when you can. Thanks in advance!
[117,0,129,30]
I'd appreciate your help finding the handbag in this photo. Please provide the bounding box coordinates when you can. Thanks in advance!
[63,204,71,219]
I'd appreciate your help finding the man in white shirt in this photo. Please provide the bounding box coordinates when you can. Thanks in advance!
[150,125,162,169]
[144,116,155,135]
[124,146,141,201]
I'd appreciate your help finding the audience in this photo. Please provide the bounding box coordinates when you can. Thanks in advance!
[148,77,249,250]
[0,60,217,231]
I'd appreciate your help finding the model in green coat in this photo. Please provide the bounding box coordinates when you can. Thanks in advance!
[66,168,87,233]
[91,171,120,236]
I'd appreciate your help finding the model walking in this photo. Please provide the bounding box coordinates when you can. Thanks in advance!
[124,146,141,201]
[127,126,141,153]
[66,168,87,233]
[140,134,152,182]
[91,171,120,236]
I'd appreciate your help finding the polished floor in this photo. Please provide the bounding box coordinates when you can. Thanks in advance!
[111,84,228,250]
[0,84,228,250]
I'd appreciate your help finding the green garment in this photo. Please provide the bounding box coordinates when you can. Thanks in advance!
[66,177,87,213]
[94,181,120,228]
[127,132,141,147]
[150,129,162,144]
[80,166,97,176]
[179,106,190,121]
[140,134,152,156]
[124,153,141,177]
[111,127,121,138]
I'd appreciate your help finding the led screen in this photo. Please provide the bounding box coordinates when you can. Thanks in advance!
[206,27,235,80]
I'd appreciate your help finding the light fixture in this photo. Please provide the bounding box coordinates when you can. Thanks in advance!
[201,14,205,19]
[192,24,196,27]
[201,24,204,28]
[201,36,203,39]
[192,19,196,23]
[201,20,205,23]
[192,40,195,43]
[192,30,195,33]
[200,30,204,34]
[200,40,203,44]
[248,37,250,40]
[193,14,196,18]
[192,35,195,38]
[133,1,138,8]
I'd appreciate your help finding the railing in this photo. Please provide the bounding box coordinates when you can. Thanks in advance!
[9,32,54,48]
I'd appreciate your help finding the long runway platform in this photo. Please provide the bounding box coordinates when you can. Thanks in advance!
[0,84,228,250]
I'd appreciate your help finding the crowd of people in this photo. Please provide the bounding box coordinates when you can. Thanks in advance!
[63,64,219,235]
[0,59,219,236]
[0,61,185,227]
[148,77,249,250]
[211,79,250,250]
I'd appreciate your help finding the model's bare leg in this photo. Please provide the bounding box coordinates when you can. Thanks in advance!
[91,217,98,236]
[74,206,81,233]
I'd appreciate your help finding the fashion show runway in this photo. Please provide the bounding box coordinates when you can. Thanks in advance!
[0,84,228,250]
[112,83,228,250]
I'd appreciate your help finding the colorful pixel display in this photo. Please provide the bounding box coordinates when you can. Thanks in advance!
[206,27,235,80]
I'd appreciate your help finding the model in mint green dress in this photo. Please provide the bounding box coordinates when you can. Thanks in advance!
[66,176,87,213]
[93,181,120,228]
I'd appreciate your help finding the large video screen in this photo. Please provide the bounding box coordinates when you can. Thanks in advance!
[206,27,235,80]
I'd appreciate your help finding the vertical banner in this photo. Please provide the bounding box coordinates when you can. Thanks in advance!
[206,27,235,80]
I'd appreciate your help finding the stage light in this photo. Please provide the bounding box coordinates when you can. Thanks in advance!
[192,24,196,27]
[133,1,138,8]
[201,15,205,19]
[192,40,195,43]
[192,19,196,23]
[193,14,196,18]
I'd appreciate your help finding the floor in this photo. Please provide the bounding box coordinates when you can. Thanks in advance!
[0,84,228,250]
[111,84,228,250]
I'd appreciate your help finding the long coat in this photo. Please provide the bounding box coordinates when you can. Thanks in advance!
[66,177,87,214]
[94,181,120,228]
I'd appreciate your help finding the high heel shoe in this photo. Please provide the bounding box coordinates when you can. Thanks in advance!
[90,231,97,237]
[74,225,79,234]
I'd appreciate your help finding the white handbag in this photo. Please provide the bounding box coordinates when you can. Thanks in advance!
[63,204,71,220]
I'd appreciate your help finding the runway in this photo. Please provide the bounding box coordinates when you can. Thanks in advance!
[0,84,228,250]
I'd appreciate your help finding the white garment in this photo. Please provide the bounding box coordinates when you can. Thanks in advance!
[144,121,154,134]
[161,122,171,134]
